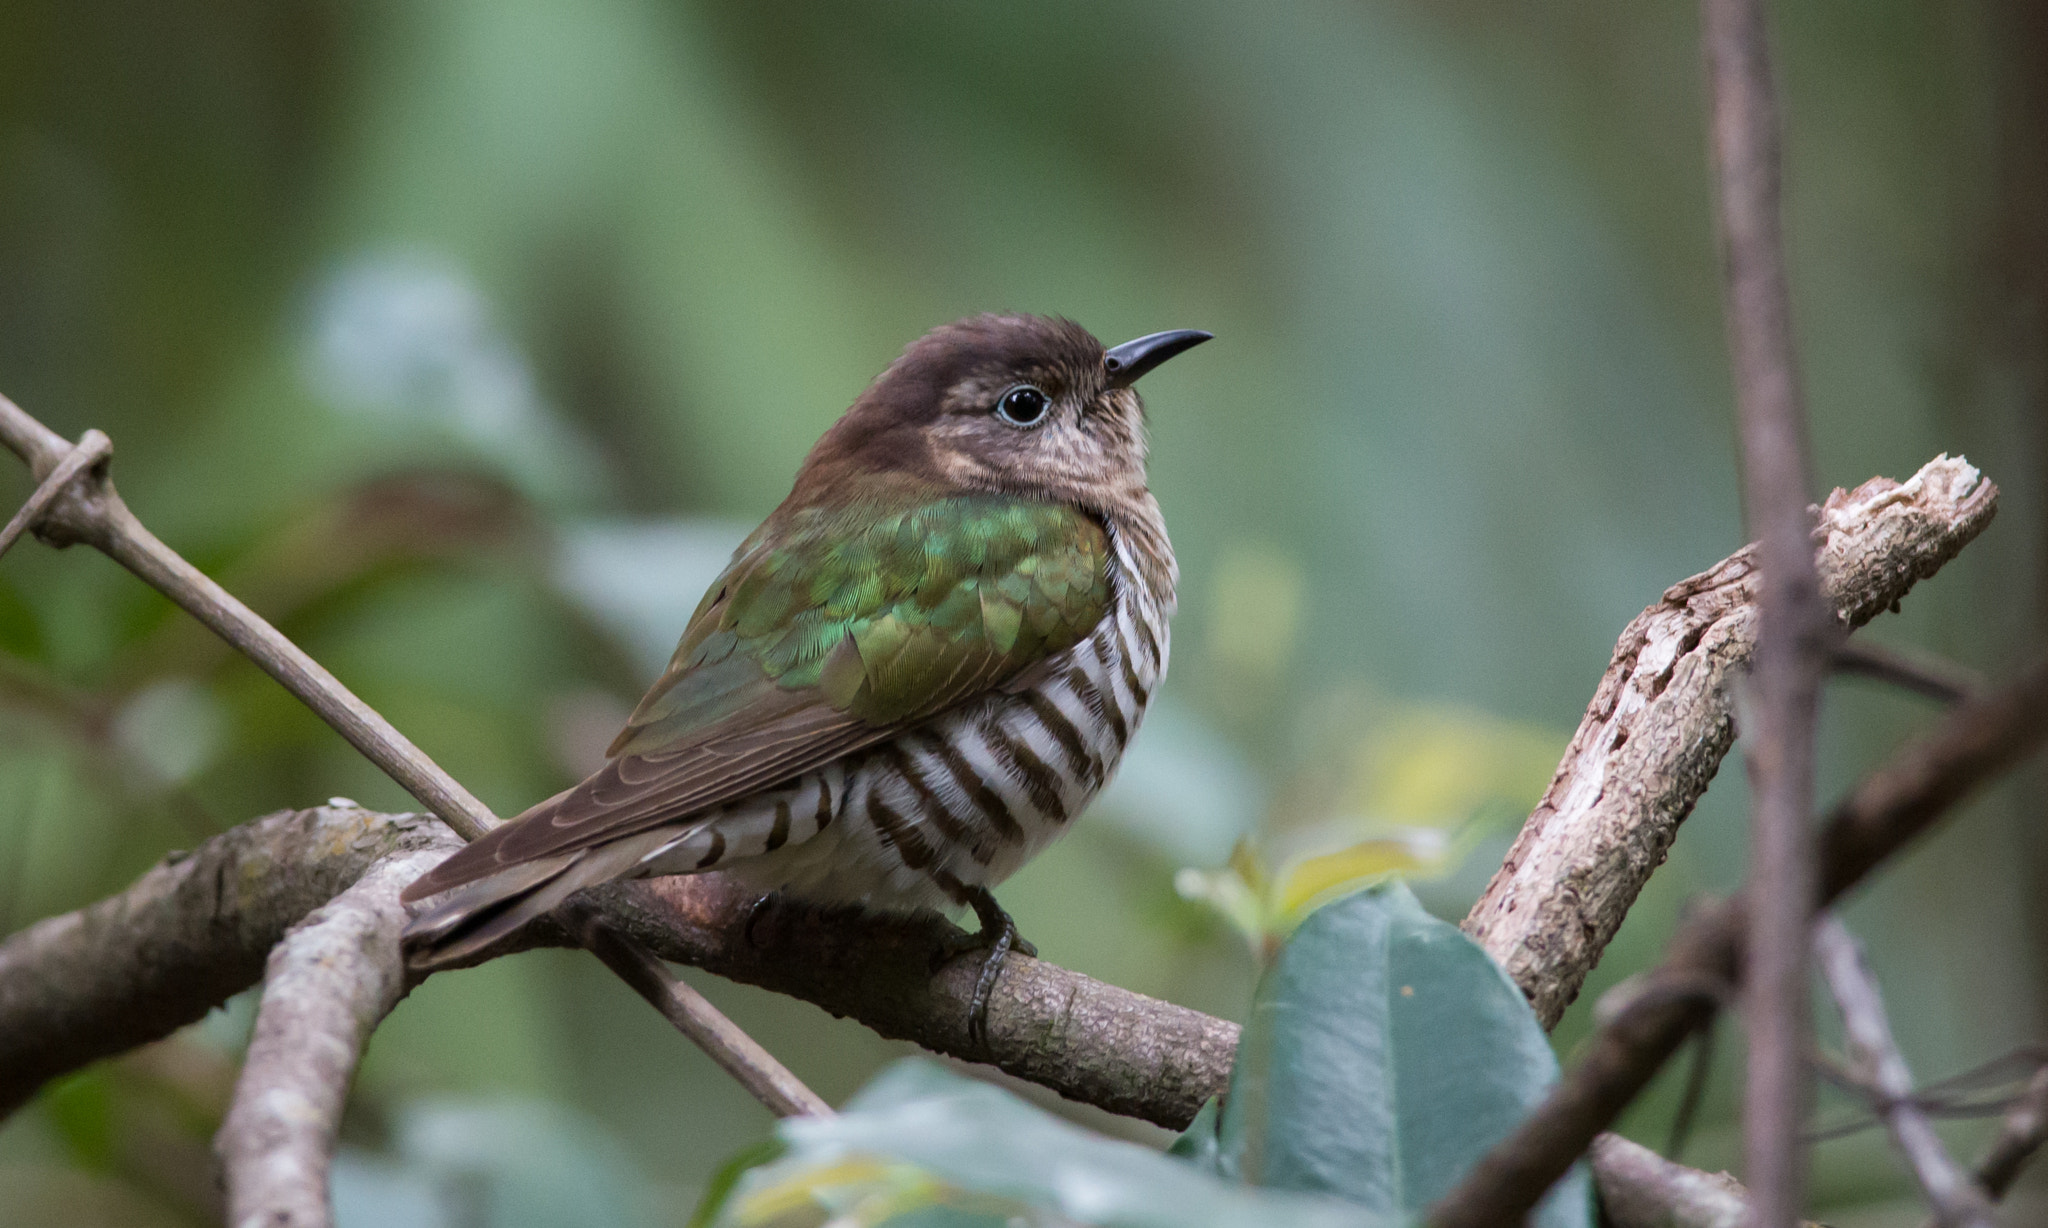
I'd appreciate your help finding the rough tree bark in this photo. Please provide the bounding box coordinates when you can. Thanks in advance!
[1465,455,1995,1027]
[215,844,452,1228]
[0,804,452,1118]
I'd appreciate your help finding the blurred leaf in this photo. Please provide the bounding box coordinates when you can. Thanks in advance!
[42,1069,116,1171]
[1180,702,1562,951]
[305,253,609,509]
[1216,882,1591,1226]
[551,518,751,675]
[331,1152,446,1228]
[1166,1098,1223,1174]
[0,579,46,661]
[1091,700,1261,866]
[1272,836,1449,919]
[722,1060,1379,1228]
[688,1138,787,1228]
[110,679,228,787]
[1347,707,1558,828]
[329,1097,662,1228]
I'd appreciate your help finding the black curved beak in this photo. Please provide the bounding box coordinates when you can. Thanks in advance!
[1103,329,1213,388]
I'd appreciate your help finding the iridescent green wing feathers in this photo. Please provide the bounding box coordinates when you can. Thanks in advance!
[407,496,1110,893]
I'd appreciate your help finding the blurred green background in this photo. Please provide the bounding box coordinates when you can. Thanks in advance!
[1,1,2044,1224]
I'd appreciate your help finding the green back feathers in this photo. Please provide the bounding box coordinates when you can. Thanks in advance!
[614,496,1111,754]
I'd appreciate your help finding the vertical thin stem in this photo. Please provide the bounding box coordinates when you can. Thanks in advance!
[1701,0,1832,1224]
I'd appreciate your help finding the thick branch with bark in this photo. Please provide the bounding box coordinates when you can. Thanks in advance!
[593,875,1242,1128]
[0,804,455,1118]
[216,845,449,1228]
[1464,455,1996,1027]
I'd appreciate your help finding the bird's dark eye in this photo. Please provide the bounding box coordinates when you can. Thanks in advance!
[994,385,1050,427]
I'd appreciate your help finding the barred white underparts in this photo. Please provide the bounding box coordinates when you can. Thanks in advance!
[636,512,1174,915]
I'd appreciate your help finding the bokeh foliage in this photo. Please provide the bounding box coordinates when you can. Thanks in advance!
[1,1,2043,1224]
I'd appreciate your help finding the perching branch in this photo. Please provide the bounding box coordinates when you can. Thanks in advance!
[0,394,825,1125]
[1463,456,1997,1027]
[216,844,450,1228]
[1430,655,2048,1228]
[0,800,1237,1130]
[1815,915,1997,1228]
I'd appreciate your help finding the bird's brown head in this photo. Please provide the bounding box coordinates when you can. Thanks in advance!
[790,314,1210,514]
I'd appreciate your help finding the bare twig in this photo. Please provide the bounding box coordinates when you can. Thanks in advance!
[1430,656,2048,1228]
[1704,0,1832,1218]
[0,396,826,1122]
[0,395,497,842]
[1590,1133,1826,1228]
[564,902,831,1118]
[1835,639,1984,704]
[216,845,446,1228]
[0,428,109,560]
[1815,915,1996,1228]
[1465,456,1996,1026]
[1966,1065,2048,1203]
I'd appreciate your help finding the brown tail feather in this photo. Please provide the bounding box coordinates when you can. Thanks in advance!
[398,785,575,906]
[400,832,671,969]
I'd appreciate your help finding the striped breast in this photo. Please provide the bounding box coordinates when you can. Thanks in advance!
[637,511,1174,915]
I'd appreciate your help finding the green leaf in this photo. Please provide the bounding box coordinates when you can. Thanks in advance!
[688,1138,787,1228]
[1167,1097,1224,1174]
[1217,881,1591,1225]
[720,1060,1384,1228]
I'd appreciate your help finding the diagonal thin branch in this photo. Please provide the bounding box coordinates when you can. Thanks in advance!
[565,901,831,1118]
[0,394,826,1123]
[1815,915,1997,1228]
[216,844,449,1228]
[1834,639,1983,705]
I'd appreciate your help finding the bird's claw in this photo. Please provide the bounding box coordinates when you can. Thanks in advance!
[744,892,781,947]
[931,886,1034,1048]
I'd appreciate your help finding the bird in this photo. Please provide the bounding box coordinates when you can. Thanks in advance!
[399,313,1208,1032]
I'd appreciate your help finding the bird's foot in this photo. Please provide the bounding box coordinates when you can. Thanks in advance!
[931,884,1035,1048]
